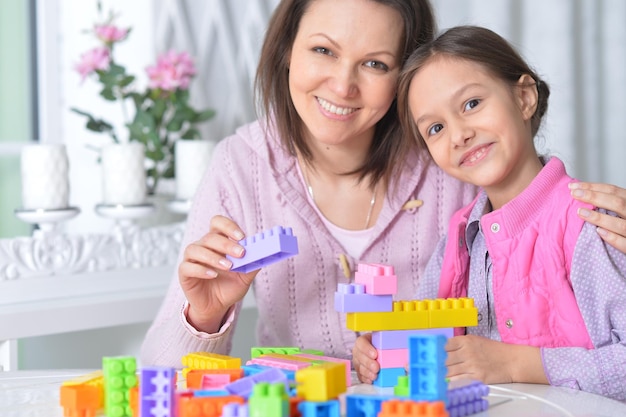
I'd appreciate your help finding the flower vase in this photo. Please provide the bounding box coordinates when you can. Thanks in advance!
[101,142,147,206]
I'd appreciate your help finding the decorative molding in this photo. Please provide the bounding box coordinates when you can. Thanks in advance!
[0,223,184,281]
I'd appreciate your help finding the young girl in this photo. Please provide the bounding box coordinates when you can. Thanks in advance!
[394,25,626,401]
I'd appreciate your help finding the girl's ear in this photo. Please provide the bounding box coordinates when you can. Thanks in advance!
[516,74,538,121]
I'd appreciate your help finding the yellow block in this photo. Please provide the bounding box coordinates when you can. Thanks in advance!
[295,362,346,402]
[181,352,242,370]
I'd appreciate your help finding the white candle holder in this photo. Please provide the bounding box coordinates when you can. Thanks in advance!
[14,207,81,234]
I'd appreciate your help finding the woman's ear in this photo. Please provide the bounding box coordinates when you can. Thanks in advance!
[516,74,538,121]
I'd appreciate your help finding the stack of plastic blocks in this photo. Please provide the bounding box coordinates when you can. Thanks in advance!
[226,225,299,273]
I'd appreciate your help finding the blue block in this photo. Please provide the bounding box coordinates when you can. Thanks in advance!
[298,400,340,417]
[227,226,299,273]
[193,389,231,397]
[373,367,405,388]
[408,335,448,403]
[345,394,393,417]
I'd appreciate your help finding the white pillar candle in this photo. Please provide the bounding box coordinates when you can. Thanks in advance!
[175,140,214,201]
[20,144,70,210]
[101,142,147,205]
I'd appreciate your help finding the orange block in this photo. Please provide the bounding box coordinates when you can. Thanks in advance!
[185,368,244,389]
[129,386,139,417]
[177,394,245,417]
[378,399,448,417]
[60,385,101,417]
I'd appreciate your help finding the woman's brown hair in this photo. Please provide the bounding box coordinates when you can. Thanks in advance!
[255,0,436,187]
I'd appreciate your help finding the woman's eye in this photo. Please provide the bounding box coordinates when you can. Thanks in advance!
[364,60,390,72]
[313,47,333,56]
[427,124,443,136]
[464,99,480,111]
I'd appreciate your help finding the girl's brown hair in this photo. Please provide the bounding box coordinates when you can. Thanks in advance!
[398,25,551,154]
[255,0,436,186]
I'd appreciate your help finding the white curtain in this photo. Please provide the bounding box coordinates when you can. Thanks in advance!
[431,0,626,187]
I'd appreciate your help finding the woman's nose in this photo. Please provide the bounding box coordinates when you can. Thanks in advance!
[330,64,358,98]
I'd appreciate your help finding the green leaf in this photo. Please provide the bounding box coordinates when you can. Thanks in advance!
[180,128,200,139]
[194,109,215,122]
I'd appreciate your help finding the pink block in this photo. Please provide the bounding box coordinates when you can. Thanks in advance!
[293,353,352,385]
[354,263,397,295]
[246,357,311,371]
[375,348,408,369]
[201,373,231,389]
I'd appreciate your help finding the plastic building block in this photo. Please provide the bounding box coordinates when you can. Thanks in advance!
[60,384,101,417]
[177,395,245,417]
[102,356,138,417]
[298,399,340,417]
[186,369,244,389]
[182,352,242,371]
[247,356,312,371]
[447,380,489,417]
[372,329,454,350]
[354,263,397,295]
[194,389,231,397]
[346,298,477,331]
[129,386,139,417]
[408,335,447,404]
[344,394,393,417]
[221,402,249,417]
[378,399,448,417]
[250,346,301,359]
[375,348,408,368]
[225,368,289,399]
[262,353,323,364]
[334,283,393,313]
[394,376,409,397]
[248,382,289,417]
[227,226,299,273]
[373,367,405,388]
[300,349,325,355]
[295,362,347,402]
[139,367,176,417]
[61,370,104,410]
[427,298,478,329]
[293,353,352,385]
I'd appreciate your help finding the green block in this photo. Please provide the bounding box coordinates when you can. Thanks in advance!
[102,356,137,417]
[250,346,301,359]
[248,382,289,417]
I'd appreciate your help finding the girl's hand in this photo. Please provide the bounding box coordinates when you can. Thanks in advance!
[570,182,626,253]
[178,215,259,333]
[352,333,380,384]
[445,335,547,384]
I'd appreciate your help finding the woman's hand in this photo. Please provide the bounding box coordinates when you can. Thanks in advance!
[178,215,259,334]
[570,182,626,253]
[352,333,380,384]
[445,335,547,384]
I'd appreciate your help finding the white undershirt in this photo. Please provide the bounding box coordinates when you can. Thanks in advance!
[296,162,374,259]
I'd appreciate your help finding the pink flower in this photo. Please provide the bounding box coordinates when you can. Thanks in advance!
[146,50,197,91]
[75,47,111,80]
[95,24,129,43]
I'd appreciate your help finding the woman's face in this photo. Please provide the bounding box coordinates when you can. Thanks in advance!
[288,0,404,150]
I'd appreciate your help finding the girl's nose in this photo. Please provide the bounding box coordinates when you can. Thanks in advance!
[450,122,474,148]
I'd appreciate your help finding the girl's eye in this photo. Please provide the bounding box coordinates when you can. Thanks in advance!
[464,99,480,111]
[313,47,333,56]
[364,60,390,72]
[427,124,443,137]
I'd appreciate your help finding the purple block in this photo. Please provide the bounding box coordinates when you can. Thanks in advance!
[140,367,176,417]
[222,403,249,417]
[447,380,489,406]
[334,283,393,313]
[227,226,298,273]
[224,368,289,399]
[371,328,454,349]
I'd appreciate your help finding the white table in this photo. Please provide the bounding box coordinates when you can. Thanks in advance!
[1,369,625,417]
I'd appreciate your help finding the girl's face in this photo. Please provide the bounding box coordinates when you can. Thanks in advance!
[408,56,541,208]
[288,0,403,151]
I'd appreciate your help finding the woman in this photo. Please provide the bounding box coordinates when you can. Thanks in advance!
[141,0,626,368]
